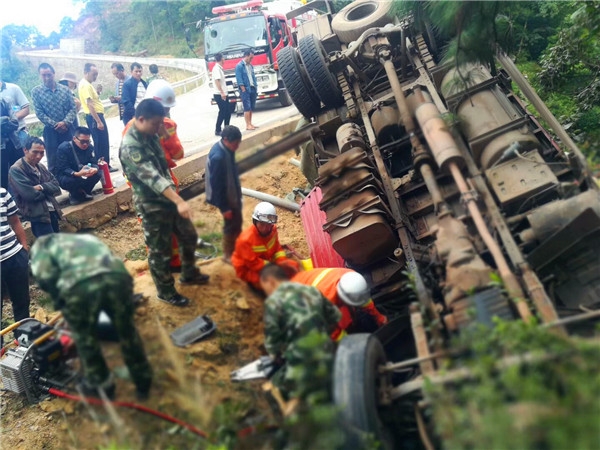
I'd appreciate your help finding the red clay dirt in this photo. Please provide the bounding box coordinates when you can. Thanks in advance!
[0,151,309,449]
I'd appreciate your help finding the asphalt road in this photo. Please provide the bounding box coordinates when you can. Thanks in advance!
[47,84,300,192]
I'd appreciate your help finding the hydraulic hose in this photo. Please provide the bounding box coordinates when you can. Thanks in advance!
[48,388,208,438]
[47,388,280,440]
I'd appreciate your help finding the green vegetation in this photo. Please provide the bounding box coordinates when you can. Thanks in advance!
[394,1,600,165]
[125,245,148,261]
[426,320,600,449]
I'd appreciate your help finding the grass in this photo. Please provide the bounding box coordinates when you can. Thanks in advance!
[125,245,148,261]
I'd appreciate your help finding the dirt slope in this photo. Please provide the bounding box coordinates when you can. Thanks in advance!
[0,151,309,449]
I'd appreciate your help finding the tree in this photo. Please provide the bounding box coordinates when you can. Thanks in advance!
[1,24,39,47]
[60,17,75,38]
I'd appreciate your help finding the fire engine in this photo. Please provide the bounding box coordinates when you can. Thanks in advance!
[204,0,297,108]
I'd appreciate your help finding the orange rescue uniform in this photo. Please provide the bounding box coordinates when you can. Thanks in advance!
[123,118,185,267]
[232,224,299,288]
[292,268,387,341]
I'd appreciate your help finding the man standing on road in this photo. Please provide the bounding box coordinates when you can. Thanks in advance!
[54,127,101,205]
[235,50,258,131]
[8,137,63,237]
[79,63,117,173]
[120,99,209,307]
[212,53,231,136]
[30,233,153,400]
[0,187,31,328]
[0,79,30,148]
[31,63,77,172]
[122,62,147,125]
[109,63,129,125]
[205,125,242,264]
[260,264,341,400]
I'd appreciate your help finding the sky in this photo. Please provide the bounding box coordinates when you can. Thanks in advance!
[1,0,84,35]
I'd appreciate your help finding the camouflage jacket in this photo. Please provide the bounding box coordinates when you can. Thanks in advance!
[119,123,175,213]
[31,234,129,307]
[264,282,341,363]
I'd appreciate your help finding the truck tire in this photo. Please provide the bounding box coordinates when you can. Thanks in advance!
[333,334,394,449]
[331,0,395,44]
[278,46,321,118]
[278,87,293,107]
[298,35,343,109]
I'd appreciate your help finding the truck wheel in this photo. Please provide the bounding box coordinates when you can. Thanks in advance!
[298,35,343,109]
[332,0,394,44]
[278,87,293,107]
[333,334,394,449]
[278,46,321,118]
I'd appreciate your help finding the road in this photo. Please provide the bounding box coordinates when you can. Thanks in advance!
[35,84,299,192]
[105,84,299,188]
[18,50,300,189]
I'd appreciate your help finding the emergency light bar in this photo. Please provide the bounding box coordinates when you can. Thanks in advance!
[212,0,263,15]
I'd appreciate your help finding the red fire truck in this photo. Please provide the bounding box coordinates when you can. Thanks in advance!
[204,0,297,108]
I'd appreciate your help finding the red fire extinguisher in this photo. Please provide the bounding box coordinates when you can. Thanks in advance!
[98,159,115,195]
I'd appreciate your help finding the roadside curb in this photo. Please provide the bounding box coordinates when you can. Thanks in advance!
[24,115,300,240]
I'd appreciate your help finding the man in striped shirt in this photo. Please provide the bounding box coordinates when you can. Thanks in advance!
[0,188,31,326]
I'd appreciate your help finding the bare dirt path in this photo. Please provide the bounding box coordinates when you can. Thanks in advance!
[0,151,309,449]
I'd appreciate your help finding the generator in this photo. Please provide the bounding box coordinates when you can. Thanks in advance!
[1,319,77,403]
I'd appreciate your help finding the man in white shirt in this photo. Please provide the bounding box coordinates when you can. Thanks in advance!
[212,53,232,136]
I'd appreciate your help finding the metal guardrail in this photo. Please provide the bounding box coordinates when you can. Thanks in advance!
[20,51,207,127]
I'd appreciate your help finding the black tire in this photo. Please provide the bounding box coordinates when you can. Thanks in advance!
[298,35,343,109]
[278,86,292,107]
[331,0,395,44]
[333,334,394,449]
[278,46,321,118]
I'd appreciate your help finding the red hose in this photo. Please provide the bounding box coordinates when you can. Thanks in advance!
[48,388,208,438]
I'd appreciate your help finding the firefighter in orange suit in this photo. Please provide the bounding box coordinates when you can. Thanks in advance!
[232,202,299,289]
[123,80,184,270]
[292,268,388,341]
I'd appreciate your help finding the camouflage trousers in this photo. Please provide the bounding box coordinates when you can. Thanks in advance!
[62,273,152,391]
[141,209,198,298]
[272,330,335,403]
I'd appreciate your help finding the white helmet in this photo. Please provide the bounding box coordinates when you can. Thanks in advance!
[337,272,370,307]
[145,79,176,107]
[252,202,278,224]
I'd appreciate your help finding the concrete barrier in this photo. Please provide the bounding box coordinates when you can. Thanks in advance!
[27,114,301,239]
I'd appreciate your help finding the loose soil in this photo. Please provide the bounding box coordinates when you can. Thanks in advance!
[0,151,309,449]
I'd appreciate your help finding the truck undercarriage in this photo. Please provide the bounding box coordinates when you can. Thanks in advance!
[279,1,600,446]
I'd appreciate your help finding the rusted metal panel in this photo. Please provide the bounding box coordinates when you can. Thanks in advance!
[299,187,345,268]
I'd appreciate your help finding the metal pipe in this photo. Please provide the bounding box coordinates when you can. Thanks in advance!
[241,188,300,212]
[496,52,581,159]
[419,164,444,212]
[448,162,531,321]
[180,123,320,200]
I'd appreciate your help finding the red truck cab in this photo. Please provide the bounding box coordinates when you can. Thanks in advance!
[204,0,295,107]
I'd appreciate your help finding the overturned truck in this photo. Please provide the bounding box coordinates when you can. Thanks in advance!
[280,0,600,446]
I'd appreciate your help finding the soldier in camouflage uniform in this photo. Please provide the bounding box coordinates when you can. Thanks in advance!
[30,233,152,400]
[119,99,209,307]
[260,264,341,401]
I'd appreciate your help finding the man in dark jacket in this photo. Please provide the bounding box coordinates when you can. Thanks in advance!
[53,126,101,205]
[205,125,243,263]
[1,98,22,189]
[121,62,147,124]
[9,137,63,236]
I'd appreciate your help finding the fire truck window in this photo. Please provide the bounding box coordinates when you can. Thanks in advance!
[279,20,289,46]
[269,18,282,49]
